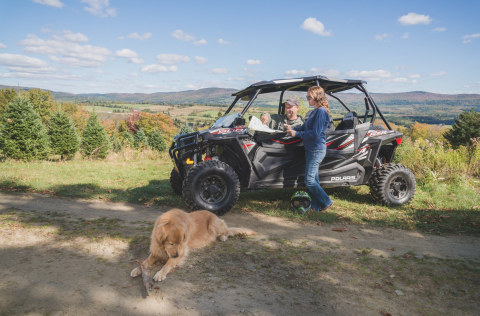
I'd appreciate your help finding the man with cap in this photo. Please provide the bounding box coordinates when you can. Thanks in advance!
[260,97,304,131]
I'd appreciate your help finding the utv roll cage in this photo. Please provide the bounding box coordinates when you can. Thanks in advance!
[224,75,393,130]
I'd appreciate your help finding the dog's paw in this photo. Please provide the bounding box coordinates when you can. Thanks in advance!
[130,267,142,278]
[153,271,167,282]
[219,235,228,242]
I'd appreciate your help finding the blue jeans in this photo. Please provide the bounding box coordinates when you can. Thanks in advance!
[305,149,332,211]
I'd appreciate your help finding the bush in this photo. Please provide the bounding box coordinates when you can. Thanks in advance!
[179,121,194,134]
[0,97,50,160]
[81,113,111,159]
[148,130,168,152]
[134,128,149,149]
[48,111,80,160]
[444,109,480,149]
[111,134,122,152]
[122,131,134,147]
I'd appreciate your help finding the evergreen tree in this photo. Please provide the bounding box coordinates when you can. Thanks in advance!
[134,128,149,148]
[148,130,167,152]
[122,131,134,147]
[0,88,18,116]
[48,111,80,160]
[22,89,56,123]
[444,109,480,149]
[0,97,50,160]
[81,113,111,159]
[111,134,122,152]
[179,121,194,134]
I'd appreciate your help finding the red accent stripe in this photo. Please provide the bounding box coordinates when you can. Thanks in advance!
[242,144,254,148]
[358,145,370,151]
[335,139,354,150]
[326,141,334,146]
[271,139,302,145]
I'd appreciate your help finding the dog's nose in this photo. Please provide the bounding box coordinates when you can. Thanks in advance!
[171,254,179,258]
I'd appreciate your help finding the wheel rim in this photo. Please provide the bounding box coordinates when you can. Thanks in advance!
[388,176,408,200]
[199,175,227,204]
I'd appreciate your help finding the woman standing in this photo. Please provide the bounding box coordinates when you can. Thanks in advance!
[285,86,333,212]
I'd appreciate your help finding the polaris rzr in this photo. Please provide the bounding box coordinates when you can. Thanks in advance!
[169,76,416,215]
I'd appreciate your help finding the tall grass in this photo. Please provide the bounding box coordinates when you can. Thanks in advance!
[395,137,480,182]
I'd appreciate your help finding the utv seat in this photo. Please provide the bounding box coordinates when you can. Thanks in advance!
[335,111,358,131]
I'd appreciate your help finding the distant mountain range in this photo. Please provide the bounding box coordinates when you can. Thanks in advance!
[2,84,479,125]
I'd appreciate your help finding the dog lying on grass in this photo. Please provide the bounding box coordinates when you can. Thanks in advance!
[131,208,256,282]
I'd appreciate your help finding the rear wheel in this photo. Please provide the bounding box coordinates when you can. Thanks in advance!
[182,160,240,216]
[170,168,183,195]
[369,163,416,206]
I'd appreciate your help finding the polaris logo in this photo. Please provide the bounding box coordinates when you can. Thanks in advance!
[331,176,355,181]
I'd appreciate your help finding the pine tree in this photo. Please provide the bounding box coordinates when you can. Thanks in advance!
[134,128,149,148]
[122,131,134,147]
[48,111,80,160]
[81,113,111,159]
[148,130,167,152]
[179,121,194,134]
[111,134,122,152]
[444,109,480,149]
[0,97,50,160]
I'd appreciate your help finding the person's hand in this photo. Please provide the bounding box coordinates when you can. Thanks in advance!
[284,124,292,130]
[260,115,268,125]
[286,129,296,137]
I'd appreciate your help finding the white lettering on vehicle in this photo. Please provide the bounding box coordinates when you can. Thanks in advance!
[331,176,356,181]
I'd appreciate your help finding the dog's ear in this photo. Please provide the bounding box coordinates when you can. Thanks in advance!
[154,215,170,243]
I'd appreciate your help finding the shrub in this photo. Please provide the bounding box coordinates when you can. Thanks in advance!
[111,134,122,152]
[81,113,111,159]
[134,128,149,149]
[0,97,50,160]
[122,131,134,147]
[179,121,194,134]
[148,130,168,152]
[48,111,80,160]
[444,109,480,149]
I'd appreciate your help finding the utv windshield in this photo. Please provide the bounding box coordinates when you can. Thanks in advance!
[211,112,241,128]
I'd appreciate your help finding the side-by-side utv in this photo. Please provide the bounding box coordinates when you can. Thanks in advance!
[169,76,416,215]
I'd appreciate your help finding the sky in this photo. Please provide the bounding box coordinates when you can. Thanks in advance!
[0,0,479,95]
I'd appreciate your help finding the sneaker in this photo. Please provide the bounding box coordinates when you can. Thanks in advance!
[320,201,334,212]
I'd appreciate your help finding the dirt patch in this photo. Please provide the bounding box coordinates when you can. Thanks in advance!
[1,192,479,316]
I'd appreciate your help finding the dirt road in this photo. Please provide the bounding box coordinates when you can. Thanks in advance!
[1,192,479,316]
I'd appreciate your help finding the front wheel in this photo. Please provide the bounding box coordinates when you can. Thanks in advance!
[182,160,240,216]
[369,163,416,206]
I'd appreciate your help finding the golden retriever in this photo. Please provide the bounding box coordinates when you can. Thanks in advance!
[130,208,256,282]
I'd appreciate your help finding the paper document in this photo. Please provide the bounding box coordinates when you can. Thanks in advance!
[248,116,282,133]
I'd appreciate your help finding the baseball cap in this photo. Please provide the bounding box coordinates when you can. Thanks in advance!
[285,97,299,107]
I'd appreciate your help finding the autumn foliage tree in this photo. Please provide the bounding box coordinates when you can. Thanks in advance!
[22,89,56,123]
[409,122,447,144]
[136,112,176,142]
[0,97,50,160]
[0,88,18,116]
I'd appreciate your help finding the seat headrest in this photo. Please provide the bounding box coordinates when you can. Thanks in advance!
[343,111,358,121]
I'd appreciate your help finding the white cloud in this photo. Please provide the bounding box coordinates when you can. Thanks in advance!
[227,77,244,81]
[411,80,418,84]
[32,0,64,8]
[141,64,178,73]
[40,27,52,33]
[82,0,116,18]
[398,13,432,26]
[309,68,342,77]
[209,68,228,74]
[171,30,195,42]
[464,85,471,88]
[388,77,408,83]
[218,38,230,44]
[194,56,208,65]
[285,69,307,76]
[19,34,111,68]
[156,54,190,65]
[408,73,421,78]
[246,60,261,65]
[375,33,392,42]
[118,32,152,41]
[129,72,138,77]
[462,33,480,43]
[395,65,414,70]
[0,53,49,68]
[62,31,89,42]
[301,17,332,36]
[432,27,446,32]
[193,39,207,46]
[402,32,409,39]
[114,49,144,64]
[431,71,447,76]
[92,69,105,74]
[0,43,7,49]
[346,70,393,81]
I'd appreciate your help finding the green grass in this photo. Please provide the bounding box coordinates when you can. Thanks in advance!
[1,153,479,235]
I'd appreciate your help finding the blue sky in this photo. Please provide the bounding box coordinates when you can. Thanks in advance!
[0,0,478,95]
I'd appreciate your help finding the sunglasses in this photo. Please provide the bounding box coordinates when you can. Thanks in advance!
[306,96,312,100]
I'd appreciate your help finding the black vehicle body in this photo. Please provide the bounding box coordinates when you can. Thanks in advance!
[169,76,412,214]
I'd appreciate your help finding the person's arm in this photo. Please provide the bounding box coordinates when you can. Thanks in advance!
[296,109,327,140]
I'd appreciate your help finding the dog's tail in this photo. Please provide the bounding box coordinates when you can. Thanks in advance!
[227,227,257,236]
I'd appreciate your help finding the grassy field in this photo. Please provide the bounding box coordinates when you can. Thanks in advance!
[1,151,479,236]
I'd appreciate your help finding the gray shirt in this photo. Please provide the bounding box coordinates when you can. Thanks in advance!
[261,113,304,131]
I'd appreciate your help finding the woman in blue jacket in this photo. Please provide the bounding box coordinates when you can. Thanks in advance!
[285,86,333,212]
